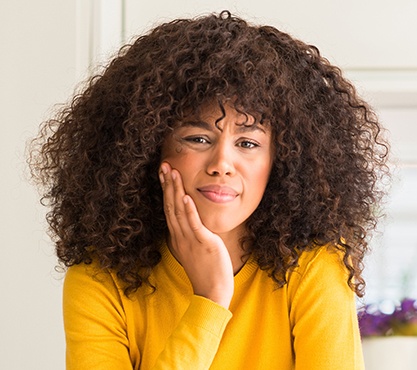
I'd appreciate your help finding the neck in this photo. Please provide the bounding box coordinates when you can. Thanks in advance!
[216,228,249,275]
[166,227,249,276]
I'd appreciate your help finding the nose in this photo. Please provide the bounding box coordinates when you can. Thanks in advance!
[206,140,236,176]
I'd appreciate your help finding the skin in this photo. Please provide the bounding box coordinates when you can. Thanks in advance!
[159,103,274,308]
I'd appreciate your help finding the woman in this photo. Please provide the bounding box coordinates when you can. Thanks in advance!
[30,11,389,369]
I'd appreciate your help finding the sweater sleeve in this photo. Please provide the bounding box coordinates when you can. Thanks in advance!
[63,263,232,370]
[152,295,232,369]
[63,263,134,370]
[288,247,365,370]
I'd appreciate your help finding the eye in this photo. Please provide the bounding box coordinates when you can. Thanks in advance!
[183,136,210,144]
[238,140,259,149]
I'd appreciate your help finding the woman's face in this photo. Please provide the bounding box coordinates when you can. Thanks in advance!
[161,103,274,238]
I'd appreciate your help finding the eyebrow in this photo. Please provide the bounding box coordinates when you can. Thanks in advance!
[236,124,267,134]
[180,120,267,134]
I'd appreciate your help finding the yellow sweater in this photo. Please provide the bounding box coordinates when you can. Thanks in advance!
[63,245,365,369]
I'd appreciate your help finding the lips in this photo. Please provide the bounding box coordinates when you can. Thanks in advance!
[197,185,239,203]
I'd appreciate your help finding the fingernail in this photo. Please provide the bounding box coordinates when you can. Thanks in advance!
[171,171,177,180]
[161,164,168,174]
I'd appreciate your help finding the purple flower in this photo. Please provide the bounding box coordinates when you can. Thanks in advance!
[358,306,391,336]
[400,298,417,312]
[358,298,417,337]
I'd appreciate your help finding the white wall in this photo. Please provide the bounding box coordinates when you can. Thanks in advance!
[1,1,78,369]
[364,108,417,303]
[1,1,416,369]
[124,0,417,68]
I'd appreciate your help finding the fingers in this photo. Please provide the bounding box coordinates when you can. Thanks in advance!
[159,163,234,308]
[159,163,183,242]
[159,162,216,244]
[159,162,196,241]
[183,195,211,243]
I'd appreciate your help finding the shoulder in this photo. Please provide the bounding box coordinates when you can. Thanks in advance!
[65,259,113,283]
[64,260,123,304]
[287,245,351,301]
[294,245,346,278]
[63,260,129,328]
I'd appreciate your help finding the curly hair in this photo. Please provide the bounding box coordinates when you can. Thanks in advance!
[30,11,389,297]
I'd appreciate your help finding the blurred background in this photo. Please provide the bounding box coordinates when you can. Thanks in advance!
[1,1,416,368]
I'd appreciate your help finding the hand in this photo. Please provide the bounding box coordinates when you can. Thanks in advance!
[159,162,234,309]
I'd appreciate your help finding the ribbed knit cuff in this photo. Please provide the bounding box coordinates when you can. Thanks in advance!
[182,295,233,338]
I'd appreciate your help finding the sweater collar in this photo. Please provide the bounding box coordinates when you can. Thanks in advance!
[160,243,259,289]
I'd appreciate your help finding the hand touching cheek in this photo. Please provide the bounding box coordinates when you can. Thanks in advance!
[159,162,234,309]
[159,104,273,307]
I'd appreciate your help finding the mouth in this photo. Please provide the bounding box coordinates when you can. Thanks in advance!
[197,185,239,204]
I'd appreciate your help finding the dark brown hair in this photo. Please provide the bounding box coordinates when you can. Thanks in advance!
[30,11,389,296]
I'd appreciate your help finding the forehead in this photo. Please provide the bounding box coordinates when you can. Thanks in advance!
[177,102,270,133]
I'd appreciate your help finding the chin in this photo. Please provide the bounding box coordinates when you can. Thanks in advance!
[200,217,245,237]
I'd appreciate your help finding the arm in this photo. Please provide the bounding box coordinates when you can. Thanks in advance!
[63,163,235,370]
[64,264,232,370]
[288,247,365,370]
[63,263,135,370]
[152,295,232,369]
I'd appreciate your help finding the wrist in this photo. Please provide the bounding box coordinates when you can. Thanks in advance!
[194,286,234,309]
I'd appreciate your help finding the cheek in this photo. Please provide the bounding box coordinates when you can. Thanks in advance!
[161,152,196,188]
[162,148,191,169]
[161,137,186,166]
[251,163,272,195]
[161,139,181,162]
